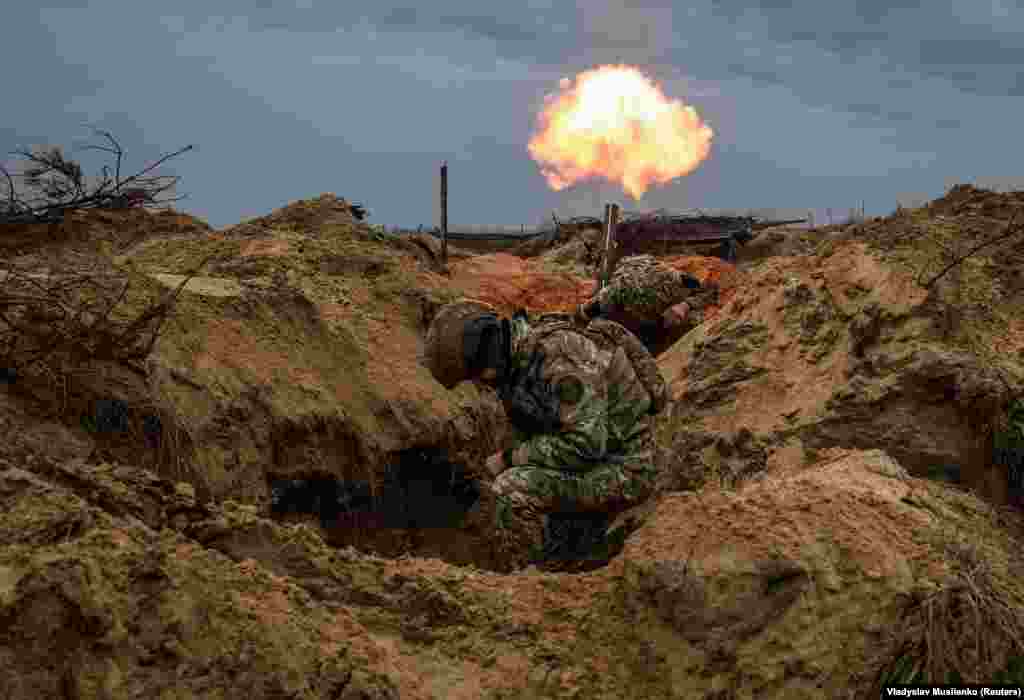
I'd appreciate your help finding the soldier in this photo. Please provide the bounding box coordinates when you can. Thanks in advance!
[577,254,715,352]
[422,299,667,571]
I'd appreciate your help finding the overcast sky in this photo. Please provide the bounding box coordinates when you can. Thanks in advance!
[4,1,1023,229]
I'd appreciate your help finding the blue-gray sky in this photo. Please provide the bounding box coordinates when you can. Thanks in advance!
[4,1,1023,229]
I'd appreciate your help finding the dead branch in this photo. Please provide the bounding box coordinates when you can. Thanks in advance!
[921,211,1024,289]
[0,252,212,377]
[0,162,22,215]
[0,130,194,225]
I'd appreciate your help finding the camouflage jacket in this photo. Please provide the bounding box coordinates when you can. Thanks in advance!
[500,313,657,474]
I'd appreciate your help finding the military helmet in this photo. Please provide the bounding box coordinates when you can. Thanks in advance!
[423,298,502,388]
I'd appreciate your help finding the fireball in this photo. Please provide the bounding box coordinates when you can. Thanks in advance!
[528,65,714,199]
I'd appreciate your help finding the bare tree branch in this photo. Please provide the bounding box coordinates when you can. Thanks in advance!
[116,144,193,189]
[1,131,194,225]
[0,163,20,214]
[97,128,123,186]
[922,211,1024,289]
[0,252,213,376]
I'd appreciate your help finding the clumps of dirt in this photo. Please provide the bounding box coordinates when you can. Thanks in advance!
[827,184,1024,368]
[6,394,1024,697]
[0,191,509,524]
[875,477,1024,687]
[11,185,1024,696]
[615,448,1024,696]
[927,183,1024,220]
[447,252,598,315]
[657,186,1024,507]
[536,237,593,277]
[221,192,364,237]
[659,254,739,289]
[0,462,400,700]
[0,206,214,259]
[446,249,741,327]
[655,317,772,492]
[739,226,824,265]
[510,221,599,259]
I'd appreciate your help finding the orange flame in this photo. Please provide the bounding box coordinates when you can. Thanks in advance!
[528,65,714,199]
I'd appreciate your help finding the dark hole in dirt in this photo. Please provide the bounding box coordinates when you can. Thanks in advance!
[83,398,163,449]
[268,447,488,565]
[995,447,1024,506]
[924,463,962,485]
[542,512,614,564]
[267,449,637,572]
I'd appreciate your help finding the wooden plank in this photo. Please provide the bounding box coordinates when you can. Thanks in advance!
[440,161,448,267]
[596,202,620,291]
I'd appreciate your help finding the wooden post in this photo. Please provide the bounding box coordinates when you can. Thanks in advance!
[596,202,620,291]
[440,160,448,267]
[595,204,611,289]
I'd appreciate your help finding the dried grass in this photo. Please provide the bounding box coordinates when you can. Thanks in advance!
[874,482,1024,687]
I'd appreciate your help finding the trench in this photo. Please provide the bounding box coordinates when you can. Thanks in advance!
[268,447,491,567]
[268,446,631,572]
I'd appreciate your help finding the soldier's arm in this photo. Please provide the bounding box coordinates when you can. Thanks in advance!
[502,334,608,472]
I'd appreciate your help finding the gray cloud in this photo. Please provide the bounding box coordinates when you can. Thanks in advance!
[438,14,539,42]
[808,30,890,53]
[675,0,1024,98]
[379,7,418,28]
[377,7,542,42]
[724,64,788,88]
[2,0,1020,230]
[845,103,885,118]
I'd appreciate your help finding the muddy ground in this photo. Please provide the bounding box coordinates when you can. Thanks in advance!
[3,185,1024,698]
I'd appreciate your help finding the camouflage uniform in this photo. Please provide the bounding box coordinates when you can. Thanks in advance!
[593,254,695,324]
[585,254,717,346]
[485,312,660,569]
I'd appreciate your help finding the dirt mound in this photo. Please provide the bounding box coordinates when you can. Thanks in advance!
[656,192,1024,506]
[2,195,512,562]
[0,460,399,700]
[737,226,822,266]
[0,206,213,258]
[4,437,1021,698]
[446,250,741,322]
[5,187,1024,695]
[619,447,1024,693]
[447,252,598,314]
[927,183,1024,219]
[222,193,364,237]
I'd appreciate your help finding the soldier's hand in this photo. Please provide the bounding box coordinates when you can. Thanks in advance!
[663,302,690,330]
[485,451,507,478]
